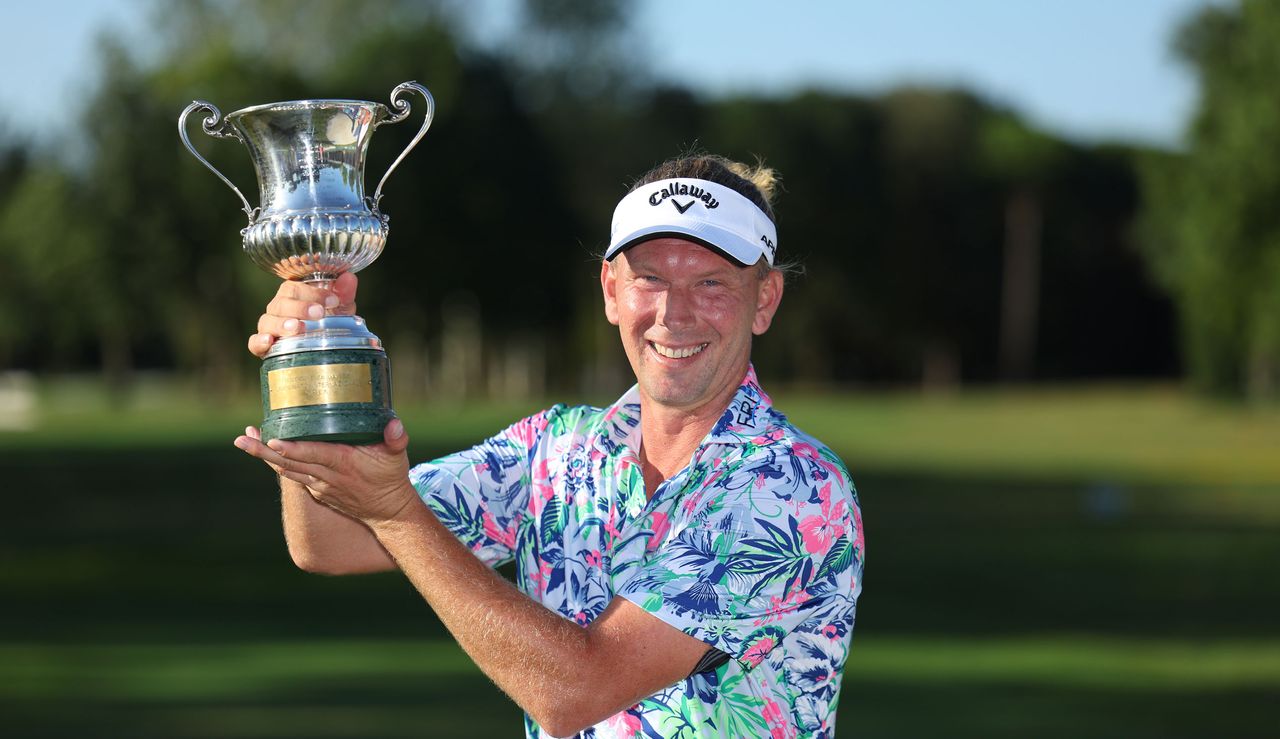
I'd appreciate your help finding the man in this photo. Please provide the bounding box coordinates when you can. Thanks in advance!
[235,155,864,738]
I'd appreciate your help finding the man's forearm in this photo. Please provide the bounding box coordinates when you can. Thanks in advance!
[369,486,617,734]
[281,476,395,574]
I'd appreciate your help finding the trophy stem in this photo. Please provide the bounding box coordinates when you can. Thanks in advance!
[304,277,337,313]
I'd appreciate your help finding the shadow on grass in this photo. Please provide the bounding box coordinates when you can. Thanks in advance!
[3,672,1275,738]
[2,442,1278,737]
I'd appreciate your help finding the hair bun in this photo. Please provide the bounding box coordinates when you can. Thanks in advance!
[727,160,779,207]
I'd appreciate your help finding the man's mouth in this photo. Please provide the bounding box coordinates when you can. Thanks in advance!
[650,341,708,359]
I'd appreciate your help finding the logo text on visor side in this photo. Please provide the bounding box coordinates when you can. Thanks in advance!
[649,182,719,211]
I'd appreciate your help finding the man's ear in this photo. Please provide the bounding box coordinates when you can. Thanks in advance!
[751,269,784,335]
[601,260,620,326]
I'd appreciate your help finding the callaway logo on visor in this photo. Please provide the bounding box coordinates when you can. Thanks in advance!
[606,177,778,267]
[649,182,720,212]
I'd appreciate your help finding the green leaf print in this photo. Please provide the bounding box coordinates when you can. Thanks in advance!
[816,534,854,582]
[539,494,565,549]
[713,671,769,737]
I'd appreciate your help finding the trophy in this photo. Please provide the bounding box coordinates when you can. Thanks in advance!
[179,82,433,444]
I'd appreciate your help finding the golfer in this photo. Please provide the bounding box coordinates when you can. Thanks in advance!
[235,154,864,738]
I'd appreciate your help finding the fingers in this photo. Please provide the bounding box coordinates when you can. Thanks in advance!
[233,432,331,482]
[247,281,343,358]
[382,418,411,454]
[265,437,347,472]
[240,426,284,474]
[274,280,340,306]
[264,294,335,323]
[256,312,308,339]
[248,332,274,359]
[331,273,359,315]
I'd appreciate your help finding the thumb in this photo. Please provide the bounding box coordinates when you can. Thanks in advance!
[383,418,410,454]
[333,272,359,309]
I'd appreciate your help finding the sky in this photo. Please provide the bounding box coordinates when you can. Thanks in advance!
[0,0,1214,149]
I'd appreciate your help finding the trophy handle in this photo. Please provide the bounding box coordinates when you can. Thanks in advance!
[178,100,258,225]
[370,81,435,208]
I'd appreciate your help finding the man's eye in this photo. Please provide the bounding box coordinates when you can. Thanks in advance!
[701,279,722,288]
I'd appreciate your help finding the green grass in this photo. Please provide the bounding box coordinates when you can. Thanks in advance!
[2,637,1276,738]
[5,635,1276,700]
[5,377,1279,485]
[2,377,1278,737]
[781,383,1280,486]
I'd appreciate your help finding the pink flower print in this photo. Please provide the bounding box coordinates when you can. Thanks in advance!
[755,594,788,627]
[798,482,846,556]
[604,503,624,541]
[585,549,603,568]
[823,624,839,639]
[741,636,776,668]
[508,413,548,450]
[603,708,642,737]
[528,460,555,517]
[793,441,843,482]
[853,501,865,556]
[573,610,590,626]
[647,511,671,552]
[756,587,813,626]
[481,511,515,550]
[763,697,795,739]
[530,561,553,596]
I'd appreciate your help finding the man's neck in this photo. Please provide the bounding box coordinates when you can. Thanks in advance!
[636,378,743,499]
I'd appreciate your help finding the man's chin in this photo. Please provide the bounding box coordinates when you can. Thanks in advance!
[638,371,718,409]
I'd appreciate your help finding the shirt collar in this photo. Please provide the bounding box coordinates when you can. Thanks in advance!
[600,364,776,451]
[705,364,775,444]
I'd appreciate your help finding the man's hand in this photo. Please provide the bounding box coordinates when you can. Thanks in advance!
[248,272,359,359]
[233,419,416,526]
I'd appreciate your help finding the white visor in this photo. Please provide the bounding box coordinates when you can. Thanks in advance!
[605,178,777,266]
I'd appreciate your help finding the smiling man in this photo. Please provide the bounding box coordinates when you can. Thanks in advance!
[235,154,864,738]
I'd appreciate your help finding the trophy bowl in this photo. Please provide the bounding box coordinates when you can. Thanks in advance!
[179,82,434,444]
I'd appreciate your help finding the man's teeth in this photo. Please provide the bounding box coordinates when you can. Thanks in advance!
[652,342,706,359]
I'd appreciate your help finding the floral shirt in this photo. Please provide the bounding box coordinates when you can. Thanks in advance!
[409,366,864,739]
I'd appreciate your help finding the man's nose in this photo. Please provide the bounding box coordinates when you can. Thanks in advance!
[656,286,696,330]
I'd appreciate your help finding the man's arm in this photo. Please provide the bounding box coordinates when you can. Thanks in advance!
[373,494,708,737]
[237,430,710,738]
[281,475,396,574]
[241,426,396,574]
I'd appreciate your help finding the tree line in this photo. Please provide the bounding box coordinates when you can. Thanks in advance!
[0,0,1270,400]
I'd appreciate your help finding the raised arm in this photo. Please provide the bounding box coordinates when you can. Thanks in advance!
[239,273,395,574]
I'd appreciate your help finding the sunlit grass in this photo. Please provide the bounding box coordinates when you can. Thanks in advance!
[3,635,1276,701]
[780,383,1280,486]
[5,376,1277,487]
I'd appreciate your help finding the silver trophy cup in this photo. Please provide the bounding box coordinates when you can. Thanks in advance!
[179,81,434,443]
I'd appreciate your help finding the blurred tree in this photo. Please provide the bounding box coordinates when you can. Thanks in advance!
[0,135,31,369]
[978,111,1064,382]
[1141,0,1280,399]
[19,0,585,399]
[506,0,641,106]
[0,0,1180,393]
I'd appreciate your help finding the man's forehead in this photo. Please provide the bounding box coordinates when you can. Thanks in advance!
[621,238,745,272]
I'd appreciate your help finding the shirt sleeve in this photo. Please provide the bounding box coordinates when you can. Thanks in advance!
[408,405,562,567]
[615,440,863,671]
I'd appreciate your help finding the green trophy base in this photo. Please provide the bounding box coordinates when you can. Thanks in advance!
[260,348,394,445]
